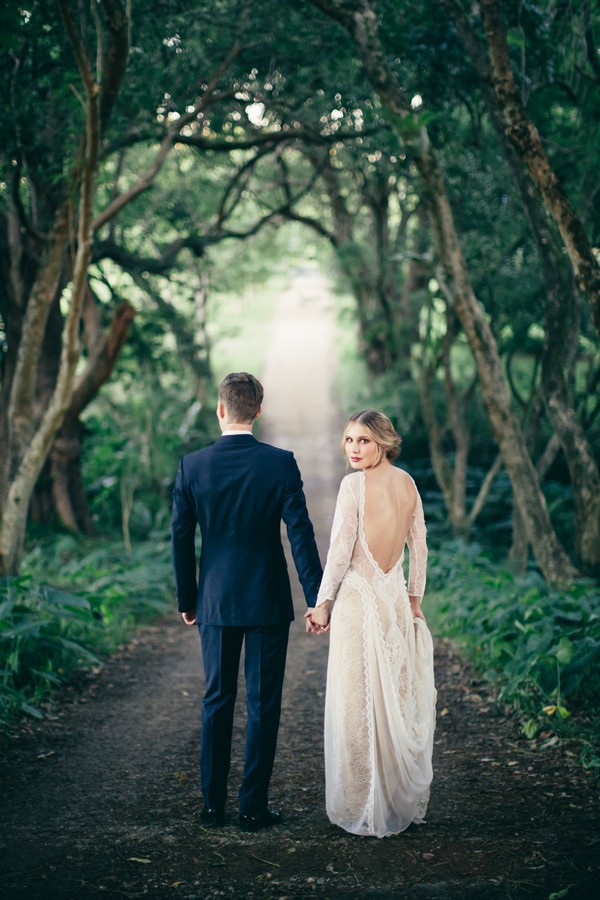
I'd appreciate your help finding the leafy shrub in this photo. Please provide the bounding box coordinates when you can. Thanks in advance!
[426,541,600,754]
[0,533,174,727]
[83,382,216,538]
[0,576,100,721]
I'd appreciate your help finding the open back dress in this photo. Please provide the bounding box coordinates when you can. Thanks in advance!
[315,470,436,838]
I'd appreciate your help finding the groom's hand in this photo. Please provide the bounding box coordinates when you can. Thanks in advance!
[304,607,331,634]
[304,609,318,633]
[181,611,197,626]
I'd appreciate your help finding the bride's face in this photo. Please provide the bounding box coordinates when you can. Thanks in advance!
[344,423,381,469]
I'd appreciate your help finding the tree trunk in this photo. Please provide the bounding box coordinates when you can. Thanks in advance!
[418,358,455,520]
[539,246,600,572]
[442,311,470,536]
[369,172,400,368]
[478,0,600,340]
[0,202,71,572]
[467,454,503,531]
[50,294,136,533]
[310,0,579,582]
[0,1,246,572]
[418,306,472,538]
[543,360,600,572]
[508,504,529,574]
[303,147,400,375]
[5,203,70,486]
[417,146,577,580]
[442,0,600,574]
[0,186,35,496]
[0,2,105,574]
[396,205,429,381]
[192,263,213,400]
[50,416,93,533]
[418,298,499,536]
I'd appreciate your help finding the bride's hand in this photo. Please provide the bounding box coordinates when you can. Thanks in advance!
[310,601,332,631]
[304,603,331,634]
[409,595,425,621]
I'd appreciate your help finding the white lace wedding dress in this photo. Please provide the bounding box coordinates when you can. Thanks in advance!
[316,471,436,838]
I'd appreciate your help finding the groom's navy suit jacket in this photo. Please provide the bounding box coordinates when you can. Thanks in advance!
[171,434,322,623]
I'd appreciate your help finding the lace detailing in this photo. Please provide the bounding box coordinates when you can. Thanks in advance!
[316,475,359,606]
[318,472,436,838]
[407,491,428,598]
[316,472,429,606]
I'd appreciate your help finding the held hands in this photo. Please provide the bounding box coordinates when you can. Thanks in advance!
[304,600,332,634]
[181,611,197,626]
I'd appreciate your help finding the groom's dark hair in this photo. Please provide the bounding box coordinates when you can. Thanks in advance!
[218,372,264,423]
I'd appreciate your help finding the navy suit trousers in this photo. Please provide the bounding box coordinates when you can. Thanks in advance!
[199,623,290,815]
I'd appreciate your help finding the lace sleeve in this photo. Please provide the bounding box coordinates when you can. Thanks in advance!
[406,489,428,599]
[315,475,359,607]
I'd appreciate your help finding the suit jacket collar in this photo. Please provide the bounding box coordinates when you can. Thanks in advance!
[218,433,257,445]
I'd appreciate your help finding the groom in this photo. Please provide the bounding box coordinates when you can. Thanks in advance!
[171,372,322,831]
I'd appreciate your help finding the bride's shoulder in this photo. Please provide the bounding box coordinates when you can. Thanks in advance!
[390,466,419,494]
[391,466,414,482]
[340,472,361,495]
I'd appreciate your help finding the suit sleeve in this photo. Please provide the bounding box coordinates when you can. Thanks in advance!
[281,453,323,607]
[171,458,199,613]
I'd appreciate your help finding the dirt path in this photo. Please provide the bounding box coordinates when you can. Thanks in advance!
[1,272,598,900]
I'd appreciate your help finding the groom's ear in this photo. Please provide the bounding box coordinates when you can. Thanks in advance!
[254,406,262,421]
[217,401,226,420]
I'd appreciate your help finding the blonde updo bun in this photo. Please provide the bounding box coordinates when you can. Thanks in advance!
[342,409,402,463]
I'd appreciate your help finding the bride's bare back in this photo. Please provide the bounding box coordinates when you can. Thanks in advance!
[363,467,417,574]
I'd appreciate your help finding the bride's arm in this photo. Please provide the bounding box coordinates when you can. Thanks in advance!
[406,489,428,618]
[306,476,359,630]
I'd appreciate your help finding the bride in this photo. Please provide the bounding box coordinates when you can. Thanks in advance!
[306,410,436,838]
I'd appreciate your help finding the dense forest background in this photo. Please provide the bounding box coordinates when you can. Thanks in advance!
[0,0,598,764]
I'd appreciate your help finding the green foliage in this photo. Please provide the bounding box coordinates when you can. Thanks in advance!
[427,542,600,756]
[82,259,292,539]
[0,575,98,721]
[83,365,216,537]
[0,535,174,728]
[334,321,430,450]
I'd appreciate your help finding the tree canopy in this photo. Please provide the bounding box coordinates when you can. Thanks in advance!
[0,0,599,582]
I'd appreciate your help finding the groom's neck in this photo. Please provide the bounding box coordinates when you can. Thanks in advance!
[221,422,254,432]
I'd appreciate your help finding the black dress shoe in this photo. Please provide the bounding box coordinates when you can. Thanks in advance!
[239,810,282,832]
[200,807,225,827]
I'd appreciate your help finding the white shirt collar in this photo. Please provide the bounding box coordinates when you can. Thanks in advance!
[221,429,254,436]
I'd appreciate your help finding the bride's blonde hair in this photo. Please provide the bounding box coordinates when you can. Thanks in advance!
[342,409,402,465]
